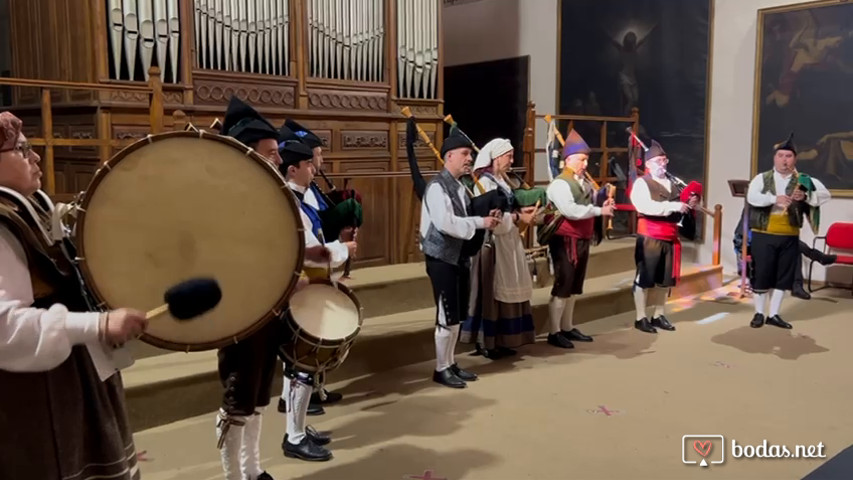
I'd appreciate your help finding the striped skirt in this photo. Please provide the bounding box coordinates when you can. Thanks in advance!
[460,245,536,350]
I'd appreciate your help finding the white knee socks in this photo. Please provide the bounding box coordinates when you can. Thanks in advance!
[769,289,785,317]
[633,287,648,321]
[241,408,264,479]
[560,297,577,331]
[435,324,459,371]
[754,292,767,315]
[549,296,567,334]
[652,288,668,318]
[216,409,245,480]
[284,378,312,445]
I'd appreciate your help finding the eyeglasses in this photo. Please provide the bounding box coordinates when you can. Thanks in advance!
[0,142,33,158]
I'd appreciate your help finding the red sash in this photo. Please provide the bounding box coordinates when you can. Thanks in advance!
[637,217,681,282]
[554,217,594,265]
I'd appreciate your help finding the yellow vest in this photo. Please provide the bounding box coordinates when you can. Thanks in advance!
[758,213,800,236]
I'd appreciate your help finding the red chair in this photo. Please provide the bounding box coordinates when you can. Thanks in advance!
[807,222,853,294]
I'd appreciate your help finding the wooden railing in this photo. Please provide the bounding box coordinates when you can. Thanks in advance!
[0,67,167,196]
[523,102,723,267]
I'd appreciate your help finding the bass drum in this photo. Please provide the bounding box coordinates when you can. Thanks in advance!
[75,131,305,351]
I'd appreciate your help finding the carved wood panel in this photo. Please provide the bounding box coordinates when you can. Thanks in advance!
[341,131,388,150]
[53,160,98,195]
[307,88,388,112]
[194,78,296,107]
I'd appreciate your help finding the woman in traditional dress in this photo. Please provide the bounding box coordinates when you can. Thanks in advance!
[460,138,538,359]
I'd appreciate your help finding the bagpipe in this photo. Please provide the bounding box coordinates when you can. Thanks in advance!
[442,115,548,244]
[311,166,363,278]
[401,107,514,258]
[537,115,616,246]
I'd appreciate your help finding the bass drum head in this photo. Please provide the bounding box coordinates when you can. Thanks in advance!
[288,282,362,341]
[77,132,304,351]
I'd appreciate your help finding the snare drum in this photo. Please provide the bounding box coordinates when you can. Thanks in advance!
[280,280,363,373]
[75,131,305,351]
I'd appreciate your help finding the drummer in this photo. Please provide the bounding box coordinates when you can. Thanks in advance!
[214,97,331,479]
[278,138,356,461]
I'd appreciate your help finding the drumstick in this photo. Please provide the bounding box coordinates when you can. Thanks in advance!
[145,278,222,320]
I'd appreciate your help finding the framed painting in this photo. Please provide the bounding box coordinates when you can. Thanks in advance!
[752,0,853,196]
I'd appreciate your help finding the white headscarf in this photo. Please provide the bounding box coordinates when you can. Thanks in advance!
[473,138,513,171]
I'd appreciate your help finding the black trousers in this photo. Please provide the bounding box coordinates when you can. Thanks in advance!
[217,320,282,416]
[750,232,799,293]
[425,255,470,327]
[634,235,676,289]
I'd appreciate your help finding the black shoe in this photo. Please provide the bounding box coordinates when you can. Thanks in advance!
[792,283,811,300]
[307,402,325,416]
[496,346,517,356]
[433,369,466,388]
[476,344,505,359]
[450,363,478,381]
[257,472,275,480]
[282,435,332,462]
[820,253,837,266]
[651,315,675,331]
[310,389,343,405]
[563,328,593,342]
[765,315,793,329]
[634,318,657,334]
[547,333,574,349]
[278,398,325,416]
[750,313,765,328]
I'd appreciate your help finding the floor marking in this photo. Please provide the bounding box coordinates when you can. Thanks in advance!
[697,312,730,325]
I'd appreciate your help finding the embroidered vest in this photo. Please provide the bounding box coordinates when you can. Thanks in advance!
[748,170,807,235]
[638,174,681,223]
[0,189,92,311]
[421,169,470,265]
[554,171,595,238]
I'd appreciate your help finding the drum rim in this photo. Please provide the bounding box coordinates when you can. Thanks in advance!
[74,130,306,352]
[286,278,364,344]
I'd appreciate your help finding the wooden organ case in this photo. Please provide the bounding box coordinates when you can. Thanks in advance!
[3,0,445,267]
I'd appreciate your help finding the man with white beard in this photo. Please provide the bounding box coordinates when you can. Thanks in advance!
[629,140,698,333]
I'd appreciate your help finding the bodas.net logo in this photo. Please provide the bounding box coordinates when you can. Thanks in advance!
[682,435,725,467]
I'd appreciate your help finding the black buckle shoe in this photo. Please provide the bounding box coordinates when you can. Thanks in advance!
[450,363,478,381]
[765,315,792,329]
[651,315,675,331]
[310,389,343,405]
[547,333,574,349]
[563,328,593,342]
[433,369,466,388]
[750,313,765,328]
[282,435,332,462]
[634,318,657,334]
[257,472,275,480]
[792,283,811,300]
[496,346,517,356]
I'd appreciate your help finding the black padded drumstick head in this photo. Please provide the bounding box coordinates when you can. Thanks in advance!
[164,278,222,320]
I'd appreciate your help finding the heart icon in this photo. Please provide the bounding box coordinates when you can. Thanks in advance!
[693,440,712,457]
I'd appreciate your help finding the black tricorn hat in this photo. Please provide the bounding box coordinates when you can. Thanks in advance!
[440,129,475,157]
[774,132,797,155]
[643,139,667,162]
[279,119,324,149]
[278,140,315,172]
[220,96,278,145]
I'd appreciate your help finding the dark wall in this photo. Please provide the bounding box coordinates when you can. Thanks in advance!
[558,0,711,185]
[444,55,530,166]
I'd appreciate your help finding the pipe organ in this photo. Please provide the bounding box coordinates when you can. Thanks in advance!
[193,0,292,75]
[108,0,182,82]
[396,0,438,99]
[5,0,450,266]
[307,0,385,82]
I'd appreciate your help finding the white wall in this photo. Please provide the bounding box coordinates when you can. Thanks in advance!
[701,0,853,283]
[443,0,852,282]
[442,0,558,182]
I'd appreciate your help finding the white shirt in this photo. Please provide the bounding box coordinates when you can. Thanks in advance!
[419,175,485,246]
[287,181,349,268]
[0,224,127,379]
[303,184,321,211]
[630,176,684,216]
[546,173,601,219]
[747,170,831,212]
